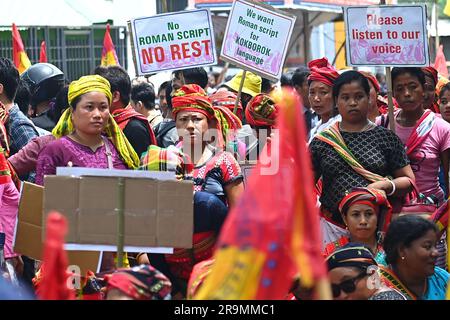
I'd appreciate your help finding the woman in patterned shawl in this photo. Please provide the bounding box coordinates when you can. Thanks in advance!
[381,215,449,300]
[309,70,414,228]
[139,84,244,298]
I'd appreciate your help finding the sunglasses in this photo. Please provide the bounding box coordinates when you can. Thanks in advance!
[331,272,367,298]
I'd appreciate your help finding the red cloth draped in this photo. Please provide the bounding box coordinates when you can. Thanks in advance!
[172,84,214,120]
[359,71,381,93]
[39,41,47,63]
[104,264,171,300]
[112,106,157,145]
[210,90,243,121]
[0,149,12,185]
[195,88,328,299]
[434,45,449,78]
[422,66,438,86]
[307,57,339,87]
[36,212,76,300]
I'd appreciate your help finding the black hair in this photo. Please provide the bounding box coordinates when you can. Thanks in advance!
[0,58,19,101]
[383,215,438,265]
[173,67,208,89]
[391,67,426,89]
[332,70,370,101]
[291,69,310,87]
[376,73,385,82]
[49,85,69,122]
[439,82,450,100]
[94,65,130,105]
[280,72,293,87]
[261,78,274,93]
[15,80,31,116]
[131,82,156,110]
[158,81,170,96]
[70,95,82,110]
[165,82,173,111]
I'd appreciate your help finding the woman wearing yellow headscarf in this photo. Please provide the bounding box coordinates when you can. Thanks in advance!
[35,75,139,185]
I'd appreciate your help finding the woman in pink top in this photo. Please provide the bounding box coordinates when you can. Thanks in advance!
[386,67,450,205]
[0,149,21,271]
[35,75,140,186]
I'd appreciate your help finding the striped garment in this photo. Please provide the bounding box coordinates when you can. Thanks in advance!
[316,122,387,183]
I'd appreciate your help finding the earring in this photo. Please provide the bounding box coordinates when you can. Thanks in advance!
[401,256,405,260]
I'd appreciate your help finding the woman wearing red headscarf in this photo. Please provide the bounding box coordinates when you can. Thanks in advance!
[359,71,393,121]
[243,93,279,159]
[422,66,440,114]
[140,84,244,298]
[307,57,341,143]
[323,187,393,266]
[209,90,246,160]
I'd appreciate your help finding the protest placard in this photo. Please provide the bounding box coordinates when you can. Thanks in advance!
[220,0,296,81]
[344,5,429,67]
[129,9,217,75]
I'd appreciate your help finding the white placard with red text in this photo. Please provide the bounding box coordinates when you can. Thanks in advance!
[129,9,217,75]
[344,5,429,67]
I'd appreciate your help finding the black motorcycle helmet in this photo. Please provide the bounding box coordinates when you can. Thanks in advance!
[20,63,65,107]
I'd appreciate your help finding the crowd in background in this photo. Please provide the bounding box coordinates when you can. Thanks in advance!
[0,54,449,300]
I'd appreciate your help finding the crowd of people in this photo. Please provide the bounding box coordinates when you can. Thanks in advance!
[0,52,449,300]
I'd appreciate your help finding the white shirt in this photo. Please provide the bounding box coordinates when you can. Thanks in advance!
[308,114,342,144]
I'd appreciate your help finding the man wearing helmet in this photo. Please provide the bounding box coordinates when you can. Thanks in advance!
[0,58,39,158]
[21,63,65,132]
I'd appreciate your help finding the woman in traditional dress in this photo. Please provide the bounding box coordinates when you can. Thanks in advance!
[309,70,413,227]
[421,66,440,113]
[104,264,172,300]
[381,215,449,300]
[323,188,392,266]
[326,243,406,300]
[242,93,279,159]
[139,84,244,298]
[384,67,450,205]
[307,57,341,143]
[35,74,139,185]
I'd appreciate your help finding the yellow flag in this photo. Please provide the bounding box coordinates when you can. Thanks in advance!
[444,0,450,17]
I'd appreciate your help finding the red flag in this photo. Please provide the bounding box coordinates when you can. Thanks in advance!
[195,89,330,299]
[101,24,119,66]
[11,23,31,74]
[39,41,47,63]
[36,212,76,300]
[434,45,449,78]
